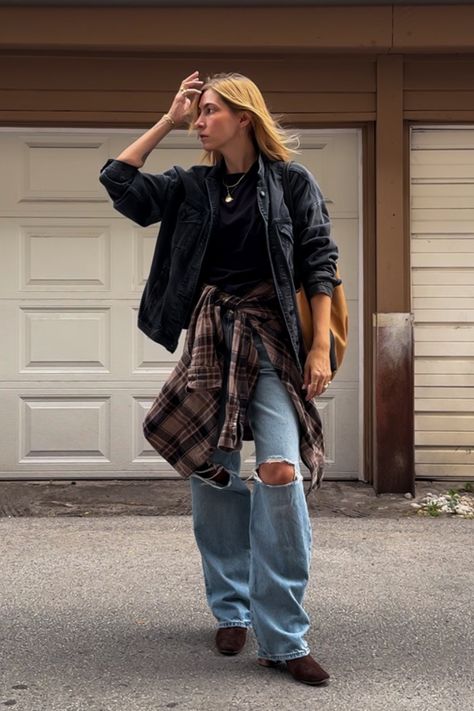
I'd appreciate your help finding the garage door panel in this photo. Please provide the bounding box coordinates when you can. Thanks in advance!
[0,219,132,298]
[412,239,474,253]
[415,449,474,465]
[0,135,111,211]
[413,286,474,298]
[413,297,474,309]
[415,386,474,399]
[411,147,474,166]
[414,325,474,340]
[20,137,110,203]
[415,398,474,412]
[415,464,474,476]
[410,196,474,210]
[415,431,474,447]
[412,269,474,286]
[0,300,182,382]
[412,106,474,488]
[411,163,474,181]
[412,253,474,268]
[415,358,474,375]
[1,383,361,478]
[2,387,169,476]
[415,342,474,357]
[415,310,474,323]
[416,414,474,431]
[411,210,474,225]
[412,129,474,149]
[21,225,111,290]
[20,307,111,374]
[411,182,474,197]
[19,396,111,463]
[415,374,474,386]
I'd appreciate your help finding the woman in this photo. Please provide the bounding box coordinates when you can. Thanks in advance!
[99,71,340,686]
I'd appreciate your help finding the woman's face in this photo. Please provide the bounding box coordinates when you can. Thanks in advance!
[195,88,247,153]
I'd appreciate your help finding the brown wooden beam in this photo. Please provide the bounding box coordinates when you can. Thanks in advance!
[0,89,376,114]
[0,53,378,92]
[376,54,406,312]
[374,54,414,494]
[394,5,474,53]
[0,6,392,53]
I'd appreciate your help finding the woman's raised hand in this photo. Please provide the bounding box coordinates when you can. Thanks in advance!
[167,71,204,125]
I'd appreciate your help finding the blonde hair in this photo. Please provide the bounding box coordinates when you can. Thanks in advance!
[191,72,300,163]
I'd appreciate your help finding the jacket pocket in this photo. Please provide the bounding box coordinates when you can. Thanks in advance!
[177,202,202,224]
[273,218,294,243]
[172,221,205,254]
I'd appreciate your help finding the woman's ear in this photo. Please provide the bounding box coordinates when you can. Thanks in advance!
[239,111,252,129]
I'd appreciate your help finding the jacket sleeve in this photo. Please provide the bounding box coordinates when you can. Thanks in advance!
[289,163,341,299]
[99,158,180,227]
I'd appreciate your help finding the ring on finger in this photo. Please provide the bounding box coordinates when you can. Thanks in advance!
[180,86,187,93]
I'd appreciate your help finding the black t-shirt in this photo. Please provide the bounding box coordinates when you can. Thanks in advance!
[201,158,273,295]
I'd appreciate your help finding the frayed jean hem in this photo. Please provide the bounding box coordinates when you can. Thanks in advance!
[218,621,251,629]
[257,646,310,662]
[190,472,233,490]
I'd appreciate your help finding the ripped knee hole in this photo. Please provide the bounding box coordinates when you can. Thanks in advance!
[257,459,296,485]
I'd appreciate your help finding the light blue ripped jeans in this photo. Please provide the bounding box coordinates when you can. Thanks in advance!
[190,309,313,662]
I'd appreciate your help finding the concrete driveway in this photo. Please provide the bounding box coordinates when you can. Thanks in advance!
[1,516,473,711]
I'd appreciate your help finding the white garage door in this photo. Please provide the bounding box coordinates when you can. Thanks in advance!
[0,128,361,480]
[411,126,474,479]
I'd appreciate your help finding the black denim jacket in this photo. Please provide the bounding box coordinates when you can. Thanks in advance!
[99,153,340,371]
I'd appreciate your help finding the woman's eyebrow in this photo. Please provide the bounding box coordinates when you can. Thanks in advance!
[199,102,218,109]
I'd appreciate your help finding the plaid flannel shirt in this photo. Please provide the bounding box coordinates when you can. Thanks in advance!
[143,281,325,493]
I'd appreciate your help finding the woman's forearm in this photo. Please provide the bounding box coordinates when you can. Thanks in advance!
[115,72,203,169]
[116,115,174,169]
[309,293,331,351]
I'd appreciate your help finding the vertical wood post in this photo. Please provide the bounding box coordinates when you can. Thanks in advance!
[374,55,415,494]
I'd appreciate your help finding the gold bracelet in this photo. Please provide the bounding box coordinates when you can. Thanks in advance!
[162,113,176,128]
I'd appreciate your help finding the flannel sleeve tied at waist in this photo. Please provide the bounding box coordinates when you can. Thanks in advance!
[143,281,326,492]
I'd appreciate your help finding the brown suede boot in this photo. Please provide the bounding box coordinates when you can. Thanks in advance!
[215,627,247,655]
[258,654,330,685]
[286,654,330,685]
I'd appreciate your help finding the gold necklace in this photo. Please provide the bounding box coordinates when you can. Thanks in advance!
[222,171,247,203]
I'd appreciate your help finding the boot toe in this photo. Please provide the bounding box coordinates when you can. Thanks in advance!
[286,654,330,685]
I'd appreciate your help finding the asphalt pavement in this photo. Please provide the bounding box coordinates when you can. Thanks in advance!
[1,515,473,711]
